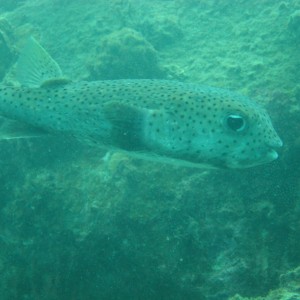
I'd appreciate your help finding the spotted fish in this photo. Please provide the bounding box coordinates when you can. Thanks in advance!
[0,37,282,168]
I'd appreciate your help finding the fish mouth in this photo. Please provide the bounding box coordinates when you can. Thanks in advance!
[265,138,283,162]
[251,145,282,167]
[226,145,282,169]
[255,144,282,166]
[265,148,279,161]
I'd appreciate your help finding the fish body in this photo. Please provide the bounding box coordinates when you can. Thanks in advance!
[0,38,282,168]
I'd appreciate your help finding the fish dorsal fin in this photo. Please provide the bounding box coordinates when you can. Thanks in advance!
[16,36,65,88]
[40,78,72,88]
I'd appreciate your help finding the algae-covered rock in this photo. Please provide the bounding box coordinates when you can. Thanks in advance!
[88,27,165,80]
[0,0,23,12]
[293,85,300,102]
[0,18,17,81]
[230,296,261,300]
[230,266,300,300]
[231,290,300,300]
[288,10,300,38]
[140,15,183,50]
[230,291,300,300]
[280,266,300,293]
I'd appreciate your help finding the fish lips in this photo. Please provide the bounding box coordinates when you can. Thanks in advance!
[226,141,283,169]
[266,137,283,161]
[266,148,280,162]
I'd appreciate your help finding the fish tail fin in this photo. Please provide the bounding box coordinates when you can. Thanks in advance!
[0,117,47,140]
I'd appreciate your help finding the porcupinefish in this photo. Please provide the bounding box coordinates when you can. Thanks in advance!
[0,37,282,168]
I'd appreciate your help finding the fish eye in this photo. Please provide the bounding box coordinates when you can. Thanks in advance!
[226,114,246,132]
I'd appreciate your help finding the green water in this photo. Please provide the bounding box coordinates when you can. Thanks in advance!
[0,1,299,299]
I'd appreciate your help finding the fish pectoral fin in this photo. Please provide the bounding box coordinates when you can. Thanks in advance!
[0,117,48,140]
[103,101,144,125]
[16,36,68,88]
[103,101,146,151]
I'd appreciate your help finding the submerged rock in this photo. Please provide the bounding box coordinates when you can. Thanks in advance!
[140,15,183,50]
[88,27,165,80]
[0,18,17,81]
[230,266,300,300]
[288,10,300,38]
[0,0,23,12]
[280,266,300,293]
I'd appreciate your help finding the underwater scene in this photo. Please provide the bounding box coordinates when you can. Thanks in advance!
[0,0,299,299]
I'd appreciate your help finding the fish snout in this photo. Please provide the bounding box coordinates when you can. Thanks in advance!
[265,136,283,161]
[268,136,283,149]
